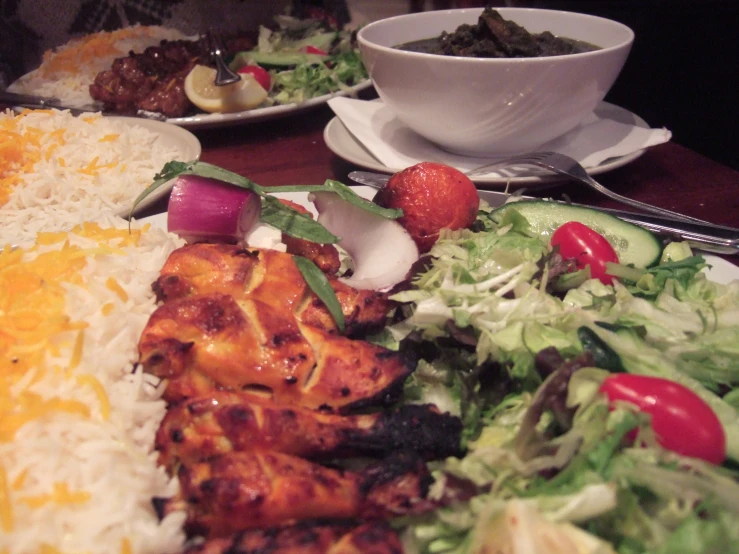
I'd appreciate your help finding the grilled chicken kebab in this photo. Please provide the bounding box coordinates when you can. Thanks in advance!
[185,521,403,554]
[138,242,465,552]
[157,391,462,471]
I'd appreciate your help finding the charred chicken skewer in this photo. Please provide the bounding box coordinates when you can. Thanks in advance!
[141,239,442,547]
[155,450,433,537]
[325,522,404,554]
[151,243,392,337]
[138,291,412,408]
[156,391,463,471]
[185,520,403,554]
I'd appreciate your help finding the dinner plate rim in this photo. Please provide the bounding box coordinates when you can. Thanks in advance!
[109,117,202,216]
[165,79,373,129]
[323,101,648,189]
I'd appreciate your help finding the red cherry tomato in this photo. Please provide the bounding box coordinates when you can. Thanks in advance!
[550,221,619,285]
[301,45,329,56]
[237,65,271,91]
[600,374,726,465]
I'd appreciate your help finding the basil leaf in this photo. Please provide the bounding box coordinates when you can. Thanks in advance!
[132,160,265,218]
[293,255,345,333]
[260,196,339,243]
[271,179,403,220]
[323,179,401,219]
[179,161,266,193]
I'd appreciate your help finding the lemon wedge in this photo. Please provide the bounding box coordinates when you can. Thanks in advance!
[184,65,268,114]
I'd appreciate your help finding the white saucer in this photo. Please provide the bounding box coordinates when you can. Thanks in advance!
[324,101,649,189]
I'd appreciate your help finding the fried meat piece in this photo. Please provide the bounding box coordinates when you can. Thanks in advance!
[138,292,412,409]
[156,391,463,470]
[184,521,402,554]
[328,522,404,554]
[276,198,341,275]
[297,277,392,338]
[282,233,341,275]
[90,40,205,117]
[184,521,354,554]
[152,244,391,337]
[156,450,432,537]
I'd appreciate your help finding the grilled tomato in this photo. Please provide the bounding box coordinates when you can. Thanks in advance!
[374,162,479,253]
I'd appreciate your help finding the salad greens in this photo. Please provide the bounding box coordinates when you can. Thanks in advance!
[386,203,739,553]
[229,15,368,105]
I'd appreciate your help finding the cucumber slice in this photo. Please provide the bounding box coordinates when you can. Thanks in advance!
[232,51,327,68]
[577,326,624,373]
[492,201,663,268]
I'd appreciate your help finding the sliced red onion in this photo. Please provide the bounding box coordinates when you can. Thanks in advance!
[167,175,261,243]
[312,191,419,291]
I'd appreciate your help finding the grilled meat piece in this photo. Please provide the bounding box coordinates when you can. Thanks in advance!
[184,521,354,554]
[359,450,434,519]
[275,198,340,275]
[90,40,206,117]
[152,244,391,337]
[297,278,392,338]
[184,521,402,554]
[138,292,412,409]
[329,522,404,554]
[282,234,341,275]
[156,391,463,470]
[139,293,313,403]
[157,450,432,537]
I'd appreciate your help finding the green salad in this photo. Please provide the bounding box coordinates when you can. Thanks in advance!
[229,15,368,106]
[377,201,739,554]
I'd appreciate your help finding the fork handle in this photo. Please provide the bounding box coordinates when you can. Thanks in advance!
[581,174,717,226]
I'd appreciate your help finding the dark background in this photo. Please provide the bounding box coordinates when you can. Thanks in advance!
[506,0,738,170]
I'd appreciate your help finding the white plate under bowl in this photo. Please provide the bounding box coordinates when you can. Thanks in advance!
[114,117,202,216]
[324,101,648,189]
[167,80,373,129]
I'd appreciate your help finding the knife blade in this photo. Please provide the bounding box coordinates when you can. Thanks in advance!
[0,91,167,121]
[347,170,739,255]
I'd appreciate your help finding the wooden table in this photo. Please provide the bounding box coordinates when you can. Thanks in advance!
[139,100,739,256]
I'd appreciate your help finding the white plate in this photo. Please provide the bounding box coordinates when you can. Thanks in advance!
[113,117,202,215]
[140,186,738,283]
[324,102,648,189]
[166,80,373,129]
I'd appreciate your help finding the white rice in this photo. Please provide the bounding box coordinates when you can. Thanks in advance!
[0,109,185,246]
[0,213,186,554]
[8,26,187,107]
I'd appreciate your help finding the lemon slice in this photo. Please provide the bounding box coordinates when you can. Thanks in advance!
[184,65,268,114]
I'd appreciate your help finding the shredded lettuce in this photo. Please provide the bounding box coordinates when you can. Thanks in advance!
[389,212,739,553]
[230,16,368,106]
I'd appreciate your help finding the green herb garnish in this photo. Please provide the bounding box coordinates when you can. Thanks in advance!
[293,255,345,332]
[130,161,401,243]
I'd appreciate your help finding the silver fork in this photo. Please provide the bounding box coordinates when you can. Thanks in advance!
[466,151,712,226]
[204,30,241,87]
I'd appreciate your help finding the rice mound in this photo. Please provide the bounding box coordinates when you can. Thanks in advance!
[0,109,185,245]
[8,26,187,107]
[0,214,186,554]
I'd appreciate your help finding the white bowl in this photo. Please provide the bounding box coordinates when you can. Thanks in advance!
[357,8,634,157]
